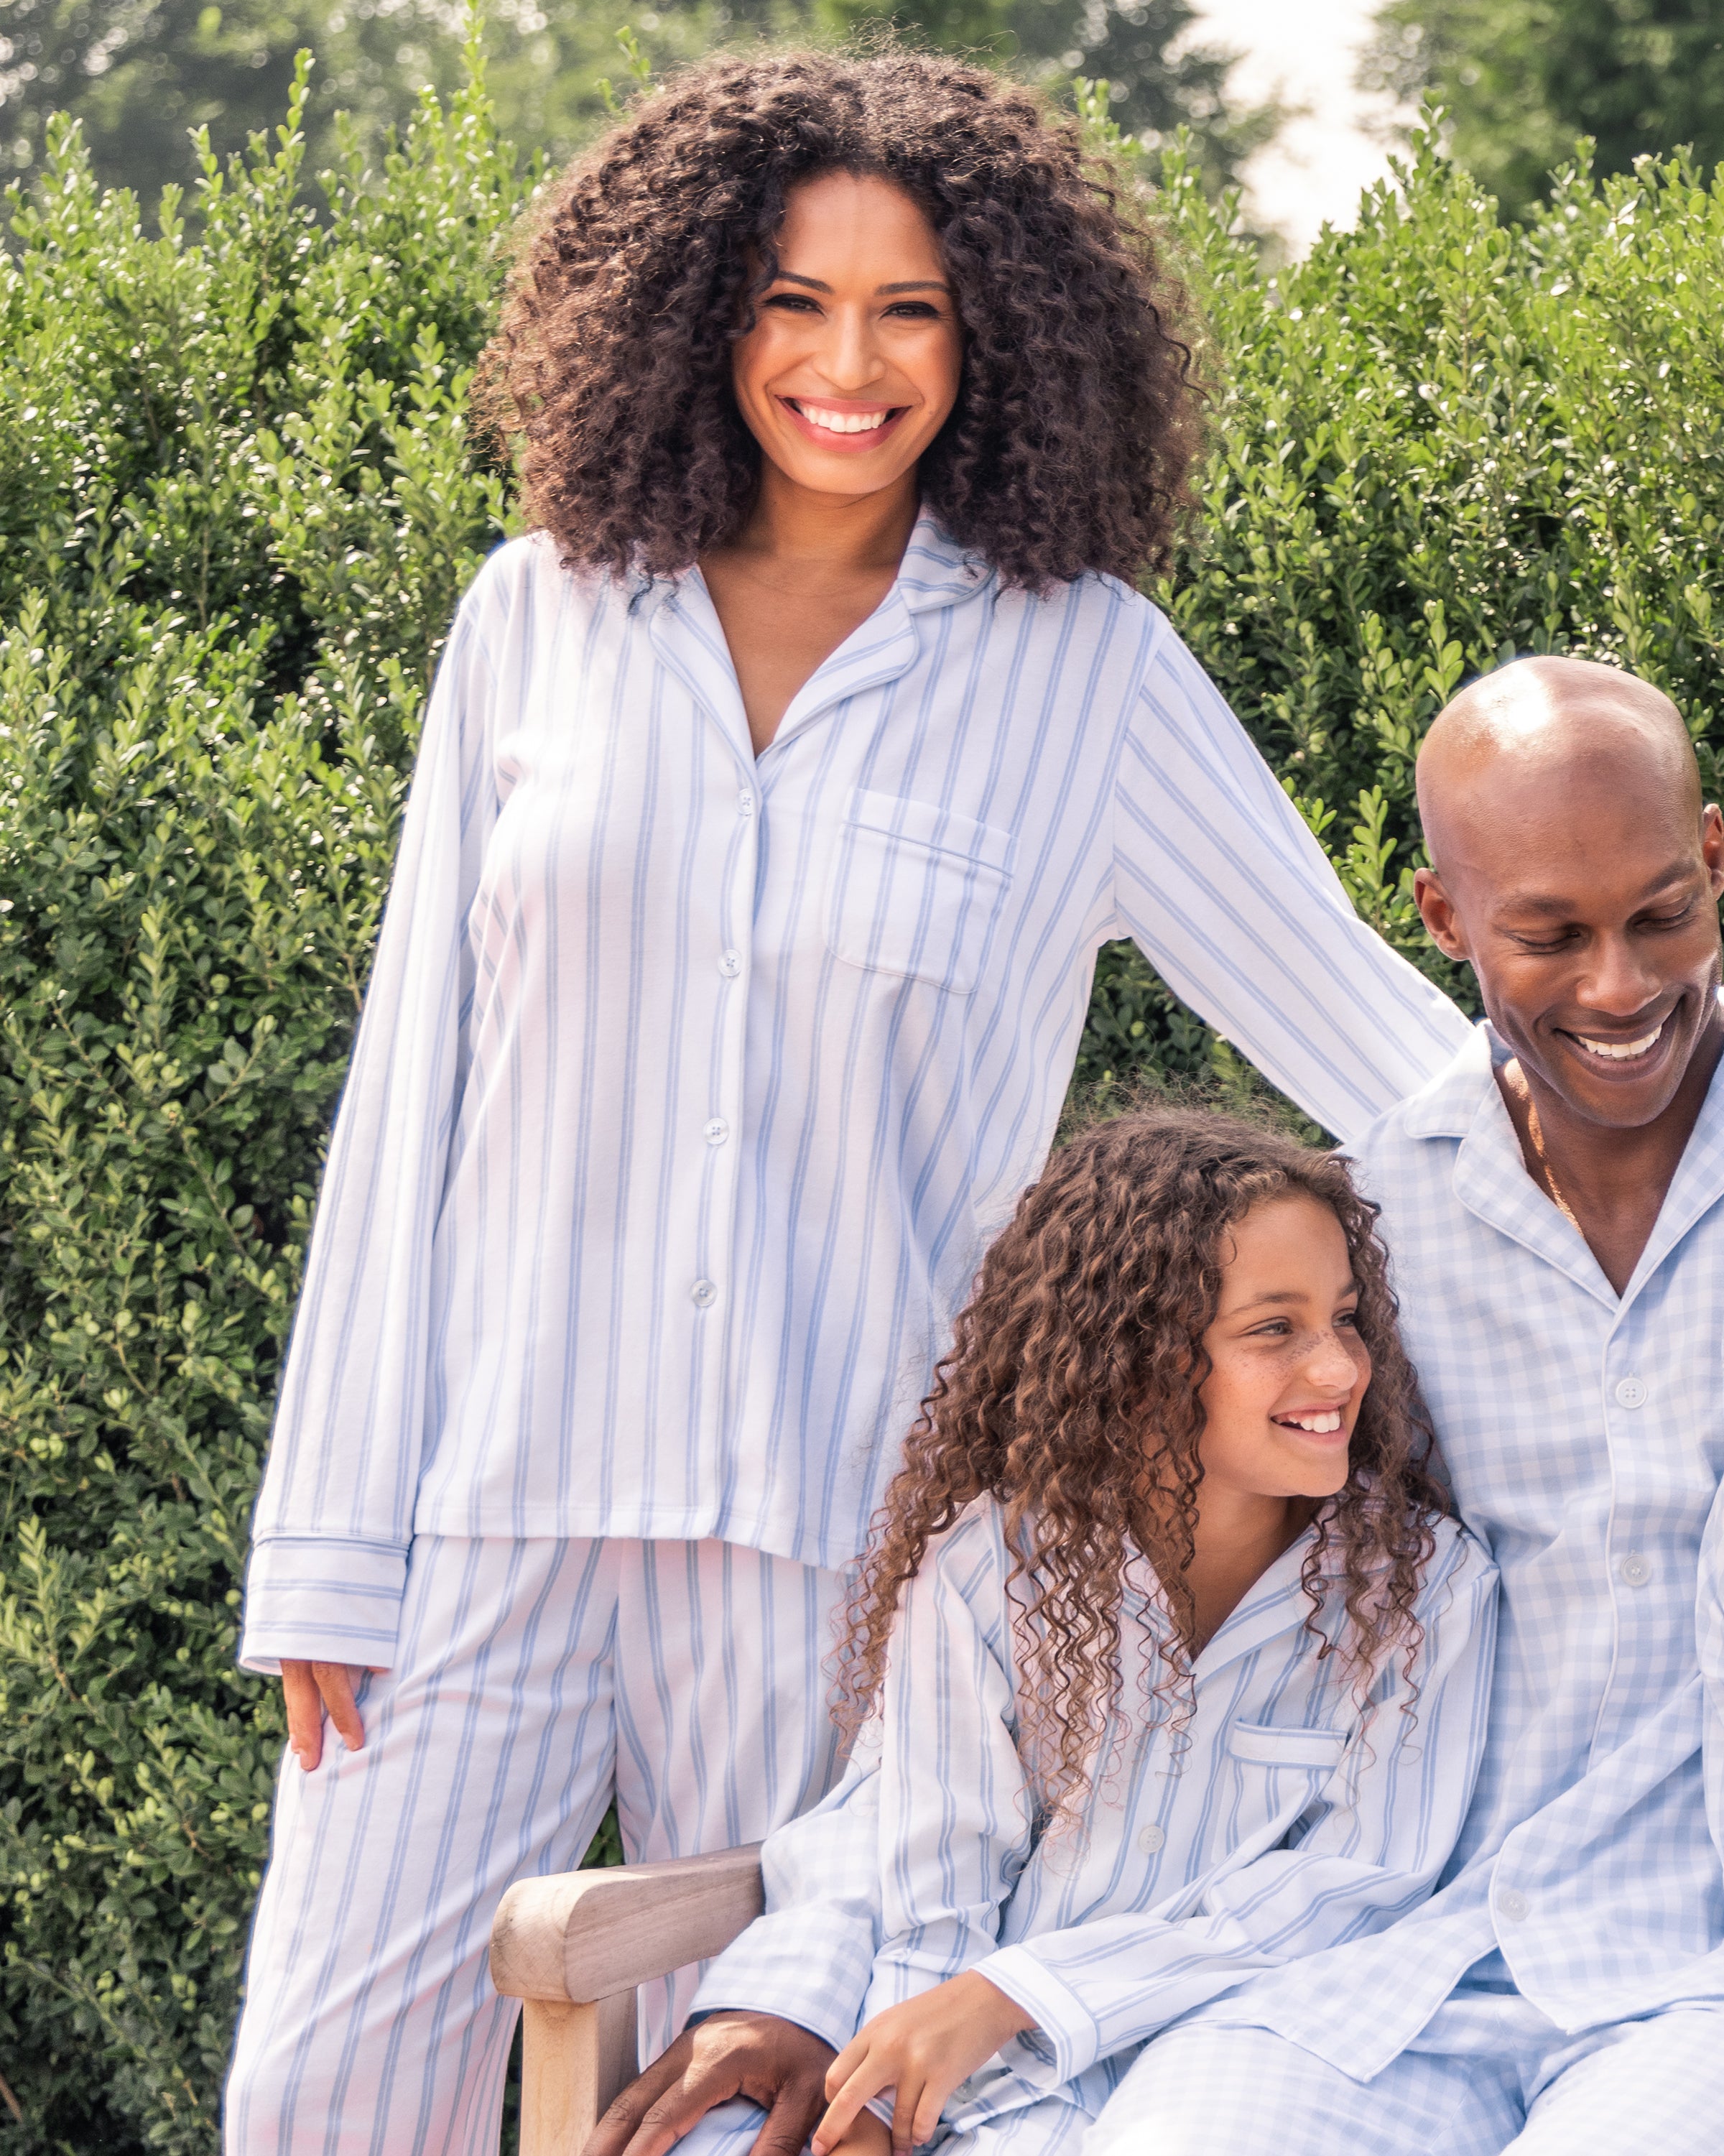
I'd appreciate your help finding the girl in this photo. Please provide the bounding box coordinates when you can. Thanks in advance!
[229,45,1470,2146]
[682,1109,1498,2156]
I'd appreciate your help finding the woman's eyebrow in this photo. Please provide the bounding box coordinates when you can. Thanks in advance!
[769,272,951,295]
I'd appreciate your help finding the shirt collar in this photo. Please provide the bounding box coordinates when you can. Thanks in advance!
[1396,1009,1724,1310]
[893,508,995,615]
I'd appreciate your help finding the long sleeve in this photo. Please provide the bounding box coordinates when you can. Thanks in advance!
[687,1741,886,2052]
[690,1509,1032,2047]
[973,1525,1499,2090]
[1113,626,1473,1145]
[239,565,506,1672]
[860,1514,1034,2021]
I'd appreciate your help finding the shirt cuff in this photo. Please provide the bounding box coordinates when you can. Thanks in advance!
[239,1535,409,1674]
[690,1909,879,2056]
[971,1946,1100,2089]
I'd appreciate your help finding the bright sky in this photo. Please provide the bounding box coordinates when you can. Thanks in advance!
[1188,0,1404,251]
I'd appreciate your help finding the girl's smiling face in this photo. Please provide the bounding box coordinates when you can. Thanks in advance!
[1195,1194,1373,1503]
[729,170,964,504]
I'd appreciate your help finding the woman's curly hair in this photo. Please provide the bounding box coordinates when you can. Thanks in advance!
[838,1107,1449,1823]
[476,46,1200,590]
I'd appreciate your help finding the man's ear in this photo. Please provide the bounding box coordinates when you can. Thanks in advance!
[1702,803,1724,902]
[1412,866,1471,963]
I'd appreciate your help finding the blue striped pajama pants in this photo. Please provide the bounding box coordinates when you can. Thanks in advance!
[1083,1986,1724,2155]
[224,1535,848,2155]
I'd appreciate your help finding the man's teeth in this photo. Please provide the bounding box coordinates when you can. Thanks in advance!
[1575,1023,1664,1061]
[795,402,889,434]
[1276,1411,1343,1434]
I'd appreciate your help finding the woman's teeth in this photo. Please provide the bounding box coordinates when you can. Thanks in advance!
[1575,1022,1664,1060]
[1275,1410,1343,1434]
[793,402,889,434]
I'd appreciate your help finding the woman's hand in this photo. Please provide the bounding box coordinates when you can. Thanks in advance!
[813,1972,1037,2155]
[282,1661,384,1770]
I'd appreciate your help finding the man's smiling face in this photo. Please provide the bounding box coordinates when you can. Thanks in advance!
[1414,660,1724,1133]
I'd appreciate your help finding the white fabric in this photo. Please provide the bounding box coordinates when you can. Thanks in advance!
[1083,1997,1724,2156]
[691,1498,1497,2116]
[241,513,1470,1669]
[1183,1024,1724,2074]
[224,1535,845,2155]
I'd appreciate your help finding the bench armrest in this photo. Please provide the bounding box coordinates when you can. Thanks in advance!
[491,1843,766,2005]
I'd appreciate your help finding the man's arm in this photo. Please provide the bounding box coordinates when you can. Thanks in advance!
[1112,627,1473,1145]
[585,2012,837,2156]
[589,1752,887,2156]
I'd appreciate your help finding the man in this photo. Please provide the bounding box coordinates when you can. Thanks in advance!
[599,656,1724,2156]
[1082,655,1724,2149]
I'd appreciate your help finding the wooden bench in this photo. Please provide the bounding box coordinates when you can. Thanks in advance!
[491,1845,767,2156]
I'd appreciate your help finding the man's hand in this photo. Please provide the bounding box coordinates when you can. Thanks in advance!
[281,1661,384,1771]
[584,2011,836,2156]
[813,1973,1036,2156]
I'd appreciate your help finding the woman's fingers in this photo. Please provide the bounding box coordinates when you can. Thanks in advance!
[282,1660,326,1770]
[312,1662,367,1752]
[281,1662,373,1771]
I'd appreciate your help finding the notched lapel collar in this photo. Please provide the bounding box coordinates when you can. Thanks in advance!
[644,573,754,769]
[1451,1079,1618,1309]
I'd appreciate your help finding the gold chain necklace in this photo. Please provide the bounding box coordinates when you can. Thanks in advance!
[1522,1089,1581,1232]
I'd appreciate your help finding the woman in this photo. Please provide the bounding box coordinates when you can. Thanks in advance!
[677,1109,1495,2156]
[226,45,1470,2152]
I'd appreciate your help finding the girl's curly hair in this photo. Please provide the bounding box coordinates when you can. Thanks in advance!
[476,47,1200,590]
[838,1107,1449,1822]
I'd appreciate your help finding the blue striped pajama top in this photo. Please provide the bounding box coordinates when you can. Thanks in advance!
[241,512,1471,1667]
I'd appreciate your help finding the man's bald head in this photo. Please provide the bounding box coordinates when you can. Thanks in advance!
[1410,655,1723,1132]
[1417,657,1697,879]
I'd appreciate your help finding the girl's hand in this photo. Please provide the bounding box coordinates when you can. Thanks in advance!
[812,1971,1037,2155]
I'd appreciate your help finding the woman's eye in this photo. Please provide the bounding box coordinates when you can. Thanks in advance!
[766,292,820,313]
[1248,1319,1292,1338]
[885,300,939,319]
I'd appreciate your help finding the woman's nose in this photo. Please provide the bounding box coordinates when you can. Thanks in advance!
[825,304,884,391]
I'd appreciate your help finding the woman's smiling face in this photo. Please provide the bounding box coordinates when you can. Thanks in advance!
[730,170,964,504]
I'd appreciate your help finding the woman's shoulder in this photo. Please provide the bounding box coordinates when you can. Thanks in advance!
[458,529,639,626]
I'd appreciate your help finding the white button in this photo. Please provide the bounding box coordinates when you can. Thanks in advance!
[718,950,742,978]
[703,1119,730,1146]
[1620,1551,1652,1588]
[691,1279,717,1308]
[1136,1823,1166,1856]
[738,791,755,817]
[1614,1375,1647,1409]
[1497,1888,1530,1923]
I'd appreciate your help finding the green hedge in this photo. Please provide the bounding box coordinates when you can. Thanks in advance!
[0,48,1720,2148]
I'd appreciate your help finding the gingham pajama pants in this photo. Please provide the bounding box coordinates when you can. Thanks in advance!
[224,1535,847,2155]
[1084,1985,1724,2155]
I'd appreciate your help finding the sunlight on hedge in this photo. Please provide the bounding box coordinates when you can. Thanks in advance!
[0,42,1720,2146]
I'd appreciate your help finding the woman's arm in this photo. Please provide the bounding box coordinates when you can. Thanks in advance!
[1112,624,1474,1146]
[240,552,510,1690]
[967,1523,1499,2091]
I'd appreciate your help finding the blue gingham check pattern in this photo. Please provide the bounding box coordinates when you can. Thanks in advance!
[241,513,1468,1670]
[692,1497,1497,2116]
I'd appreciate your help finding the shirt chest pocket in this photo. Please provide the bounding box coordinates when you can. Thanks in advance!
[825,790,1016,996]
[1226,1722,1350,1775]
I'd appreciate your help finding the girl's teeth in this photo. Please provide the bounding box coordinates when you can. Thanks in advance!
[797,403,889,434]
[1278,1411,1343,1433]
[1577,1024,1663,1060]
